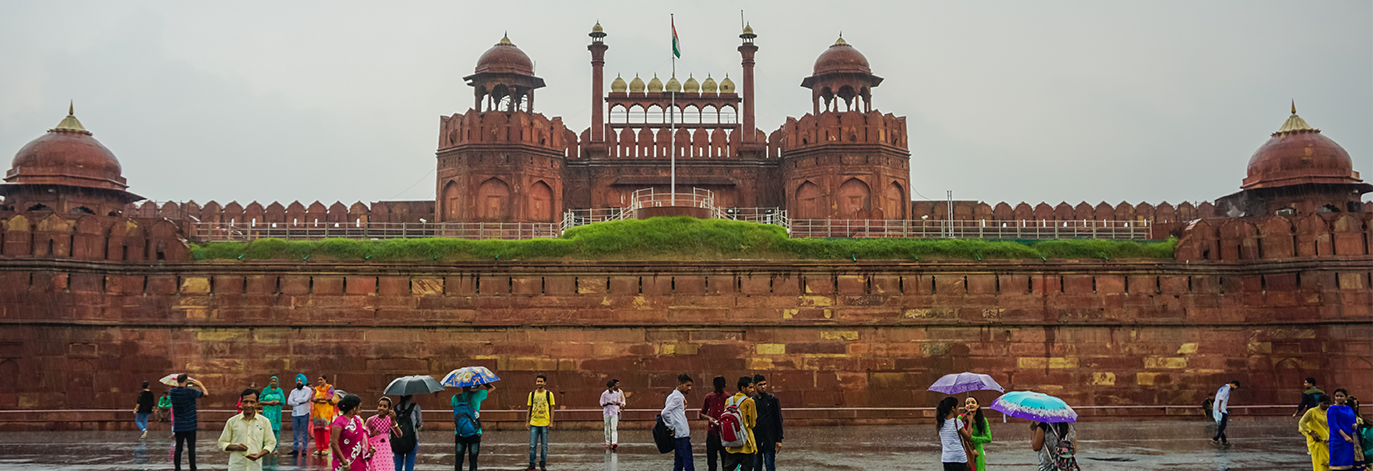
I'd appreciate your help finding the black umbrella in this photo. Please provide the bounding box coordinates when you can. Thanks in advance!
[383,375,445,396]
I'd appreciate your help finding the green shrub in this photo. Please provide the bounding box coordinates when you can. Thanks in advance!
[190,217,1177,262]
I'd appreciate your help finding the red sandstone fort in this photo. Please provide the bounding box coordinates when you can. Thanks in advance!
[0,23,1369,430]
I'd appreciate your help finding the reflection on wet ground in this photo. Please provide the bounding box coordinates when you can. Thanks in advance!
[0,417,1309,470]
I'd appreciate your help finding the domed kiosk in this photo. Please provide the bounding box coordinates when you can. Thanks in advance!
[1215,102,1371,217]
[0,104,142,216]
[463,34,546,113]
[800,36,884,115]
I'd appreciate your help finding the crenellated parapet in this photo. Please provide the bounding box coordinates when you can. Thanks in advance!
[123,200,436,226]
[439,110,568,153]
[0,210,189,262]
[773,110,907,152]
[1175,212,1373,262]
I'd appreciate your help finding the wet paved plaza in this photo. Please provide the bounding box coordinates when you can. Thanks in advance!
[0,417,1312,470]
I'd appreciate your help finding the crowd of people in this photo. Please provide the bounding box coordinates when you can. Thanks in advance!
[143,372,785,471]
[1286,378,1373,471]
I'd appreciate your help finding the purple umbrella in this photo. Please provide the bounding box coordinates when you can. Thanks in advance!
[928,372,1005,395]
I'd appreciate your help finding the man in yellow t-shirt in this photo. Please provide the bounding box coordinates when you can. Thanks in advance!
[525,375,555,471]
[723,376,757,471]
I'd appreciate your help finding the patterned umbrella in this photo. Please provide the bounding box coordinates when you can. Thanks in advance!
[928,372,1005,395]
[159,373,191,386]
[990,391,1078,423]
[441,367,500,388]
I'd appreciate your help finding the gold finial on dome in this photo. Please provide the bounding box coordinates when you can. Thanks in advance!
[50,100,90,135]
[610,74,627,93]
[743,23,754,35]
[498,33,513,45]
[666,75,681,92]
[647,74,664,93]
[702,74,718,93]
[592,21,604,34]
[719,74,735,93]
[834,33,847,46]
[1274,100,1318,136]
[684,74,699,93]
[629,74,646,93]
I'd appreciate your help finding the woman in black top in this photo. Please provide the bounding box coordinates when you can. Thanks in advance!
[134,381,155,438]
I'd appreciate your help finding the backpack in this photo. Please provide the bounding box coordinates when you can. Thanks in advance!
[718,396,748,448]
[652,414,674,453]
[1046,425,1081,471]
[391,402,418,454]
[453,394,481,438]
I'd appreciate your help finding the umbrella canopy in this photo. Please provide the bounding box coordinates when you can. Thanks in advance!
[441,367,500,388]
[383,375,445,396]
[928,372,1004,395]
[991,391,1078,423]
[159,373,191,386]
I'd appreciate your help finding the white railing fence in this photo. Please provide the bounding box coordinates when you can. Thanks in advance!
[788,219,1150,240]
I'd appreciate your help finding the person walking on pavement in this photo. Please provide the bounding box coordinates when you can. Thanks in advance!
[134,381,155,439]
[722,376,757,471]
[525,375,555,471]
[1211,380,1239,446]
[751,375,783,471]
[286,374,313,456]
[961,396,992,471]
[663,374,695,471]
[218,389,275,471]
[259,377,285,452]
[1297,378,1326,418]
[601,379,626,452]
[453,383,493,471]
[1299,395,1332,471]
[1328,389,1358,471]
[699,376,729,471]
[392,394,422,471]
[169,374,209,471]
[937,397,973,471]
[311,375,337,456]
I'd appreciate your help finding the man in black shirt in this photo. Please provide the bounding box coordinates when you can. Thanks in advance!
[1294,377,1324,417]
[169,374,209,471]
[751,375,783,471]
[134,381,155,439]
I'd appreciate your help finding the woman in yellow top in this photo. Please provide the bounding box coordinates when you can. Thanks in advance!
[723,376,757,471]
[1299,395,1332,471]
[310,375,337,456]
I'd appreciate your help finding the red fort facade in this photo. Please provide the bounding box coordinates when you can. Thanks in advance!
[0,23,1370,430]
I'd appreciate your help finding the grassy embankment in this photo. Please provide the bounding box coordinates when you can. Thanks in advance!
[191,217,1175,262]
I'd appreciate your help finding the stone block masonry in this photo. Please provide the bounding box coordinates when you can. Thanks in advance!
[0,258,1369,430]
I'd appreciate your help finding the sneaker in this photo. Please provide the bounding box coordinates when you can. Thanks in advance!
[604,444,610,450]
[1209,439,1220,446]
[612,443,618,452]
[141,430,148,439]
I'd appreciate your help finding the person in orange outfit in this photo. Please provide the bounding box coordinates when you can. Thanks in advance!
[310,375,337,456]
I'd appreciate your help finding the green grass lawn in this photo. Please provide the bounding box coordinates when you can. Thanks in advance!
[191,217,1176,262]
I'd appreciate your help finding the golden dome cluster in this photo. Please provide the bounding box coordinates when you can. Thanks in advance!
[610,73,735,94]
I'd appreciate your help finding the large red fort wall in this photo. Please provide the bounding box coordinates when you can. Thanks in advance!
[0,257,1369,430]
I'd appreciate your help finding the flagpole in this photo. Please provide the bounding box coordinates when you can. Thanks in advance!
[669,13,676,207]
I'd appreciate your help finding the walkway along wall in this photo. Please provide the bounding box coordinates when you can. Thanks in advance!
[0,258,1369,430]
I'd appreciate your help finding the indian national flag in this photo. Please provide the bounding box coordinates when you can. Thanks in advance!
[671,17,681,58]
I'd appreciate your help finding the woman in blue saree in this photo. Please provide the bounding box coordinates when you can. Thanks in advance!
[1328,389,1359,471]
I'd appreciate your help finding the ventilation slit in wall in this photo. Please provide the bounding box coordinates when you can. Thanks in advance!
[1155,276,1162,294]
[1187,276,1193,293]
[638,276,643,295]
[1123,276,1129,294]
[963,276,968,295]
[1092,276,1097,294]
[541,276,546,295]
[1059,276,1065,294]
[671,276,676,292]
[1260,275,1266,294]
[931,276,937,295]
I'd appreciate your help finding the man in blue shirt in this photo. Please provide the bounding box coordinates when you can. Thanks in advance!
[169,374,210,471]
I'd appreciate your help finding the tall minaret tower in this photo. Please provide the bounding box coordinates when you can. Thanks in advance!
[738,23,758,144]
[588,22,608,148]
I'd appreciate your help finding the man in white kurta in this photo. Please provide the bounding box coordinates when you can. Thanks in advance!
[218,390,276,471]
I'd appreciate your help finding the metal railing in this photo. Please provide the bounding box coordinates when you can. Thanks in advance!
[193,221,560,242]
[788,219,1151,240]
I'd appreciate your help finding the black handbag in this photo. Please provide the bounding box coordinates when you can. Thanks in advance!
[653,414,674,454]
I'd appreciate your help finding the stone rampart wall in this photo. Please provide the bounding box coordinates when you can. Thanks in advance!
[1,259,1370,430]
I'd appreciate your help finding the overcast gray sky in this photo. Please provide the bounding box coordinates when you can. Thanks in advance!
[1,0,1369,208]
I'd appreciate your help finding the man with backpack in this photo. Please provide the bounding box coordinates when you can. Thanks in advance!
[525,375,555,471]
[751,375,783,471]
[662,373,695,471]
[721,376,757,471]
[699,376,728,471]
[453,383,493,471]
[392,395,422,471]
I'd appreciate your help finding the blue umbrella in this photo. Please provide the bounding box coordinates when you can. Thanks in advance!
[441,367,500,388]
[928,372,1004,395]
[990,391,1078,423]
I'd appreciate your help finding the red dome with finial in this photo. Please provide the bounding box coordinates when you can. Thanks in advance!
[812,36,872,76]
[1242,102,1361,189]
[474,34,535,76]
[6,104,127,191]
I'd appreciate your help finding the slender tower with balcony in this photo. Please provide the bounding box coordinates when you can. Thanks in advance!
[588,22,608,152]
